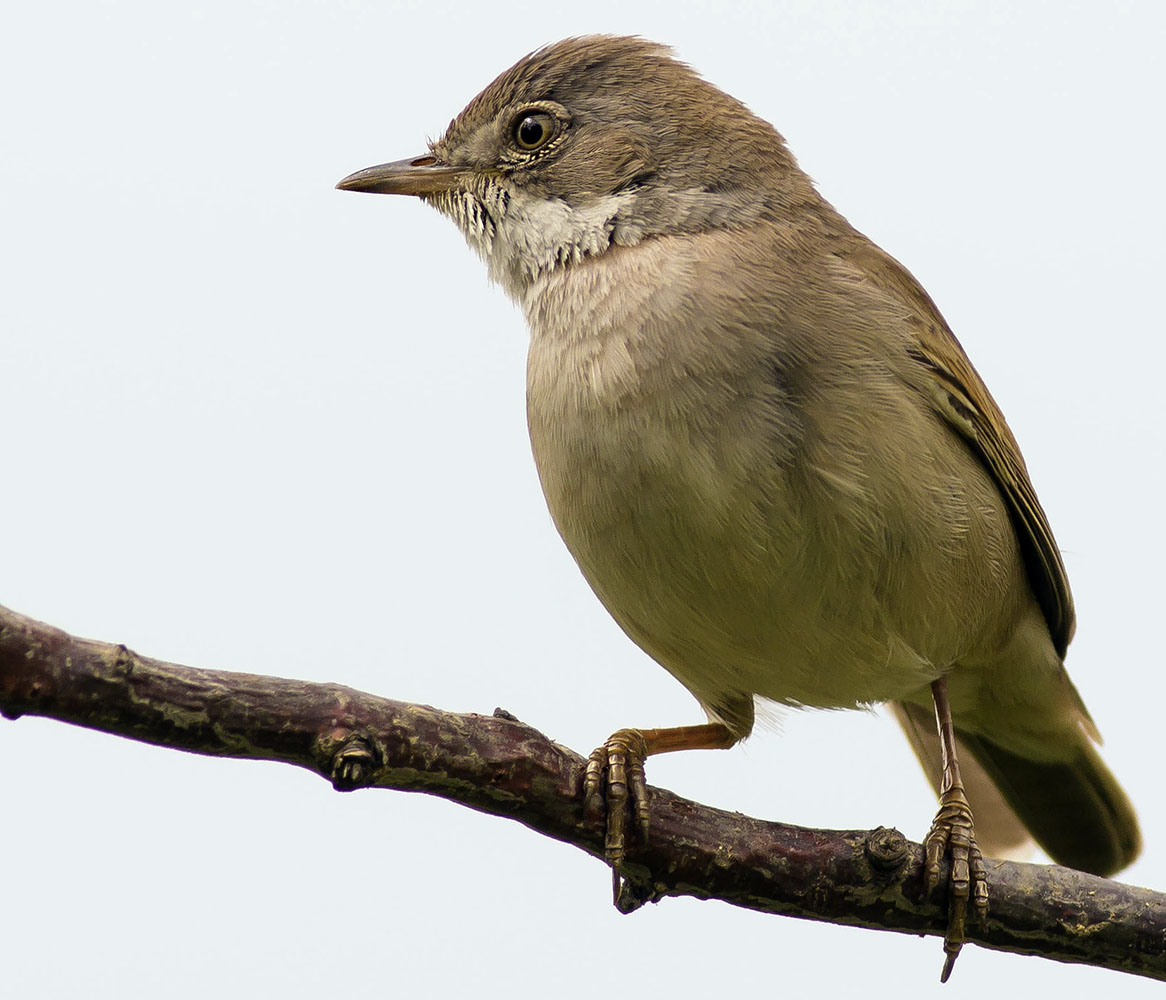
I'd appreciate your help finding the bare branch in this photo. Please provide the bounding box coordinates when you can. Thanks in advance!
[1,602,1163,980]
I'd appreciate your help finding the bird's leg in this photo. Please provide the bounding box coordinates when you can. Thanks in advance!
[924,677,989,982]
[584,723,738,900]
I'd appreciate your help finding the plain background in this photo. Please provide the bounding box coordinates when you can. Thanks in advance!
[2,1,1163,995]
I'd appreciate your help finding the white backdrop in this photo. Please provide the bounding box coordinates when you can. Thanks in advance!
[2,1,1163,996]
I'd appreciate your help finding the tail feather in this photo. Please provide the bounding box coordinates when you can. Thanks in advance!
[956,730,1141,877]
[892,701,1141,877]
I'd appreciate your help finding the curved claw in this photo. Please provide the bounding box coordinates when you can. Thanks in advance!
[924,790,989,982]
[583,729,650,877]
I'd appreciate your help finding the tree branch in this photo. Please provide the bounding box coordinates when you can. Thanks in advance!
[1,602,1163,980]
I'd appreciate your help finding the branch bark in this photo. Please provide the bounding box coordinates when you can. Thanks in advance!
[1,602,1163,980]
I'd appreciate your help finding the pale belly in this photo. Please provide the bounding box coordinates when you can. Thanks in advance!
[524,350,991,734]
[544,453,939,720]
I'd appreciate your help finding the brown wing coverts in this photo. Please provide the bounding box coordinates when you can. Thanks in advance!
[835,239,1074,657]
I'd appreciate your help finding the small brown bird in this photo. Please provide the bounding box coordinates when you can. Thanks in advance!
[338,36,1140,977]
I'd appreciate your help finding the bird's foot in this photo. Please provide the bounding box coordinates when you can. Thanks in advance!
[924,785,989,982]
[583,728,650,902]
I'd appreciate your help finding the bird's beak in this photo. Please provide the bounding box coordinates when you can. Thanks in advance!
[336,154,462,197]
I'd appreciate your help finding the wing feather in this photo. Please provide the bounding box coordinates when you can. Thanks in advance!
[834,239,1075,656]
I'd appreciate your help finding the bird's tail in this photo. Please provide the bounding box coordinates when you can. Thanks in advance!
[892,701,1141,876]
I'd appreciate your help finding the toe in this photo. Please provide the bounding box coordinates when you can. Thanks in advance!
[583,730,650,870]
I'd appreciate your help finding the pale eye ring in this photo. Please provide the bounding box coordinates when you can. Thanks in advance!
[513,111,556,151]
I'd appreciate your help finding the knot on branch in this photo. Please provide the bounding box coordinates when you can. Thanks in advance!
[865,826,911,876]
[325,733,382,791]
[112,644,137,675]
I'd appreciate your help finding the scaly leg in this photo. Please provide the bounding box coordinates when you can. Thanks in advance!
[584,723,738,900]
[925,677,990,982]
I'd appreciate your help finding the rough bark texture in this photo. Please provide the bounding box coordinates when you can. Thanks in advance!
[1,602,1163,979]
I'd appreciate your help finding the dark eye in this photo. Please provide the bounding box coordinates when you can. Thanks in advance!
[514,111,555,151]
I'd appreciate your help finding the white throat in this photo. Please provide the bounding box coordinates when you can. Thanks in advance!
[428,185,639,301]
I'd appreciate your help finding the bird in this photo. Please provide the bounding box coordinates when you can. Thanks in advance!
[337,35,1140,978]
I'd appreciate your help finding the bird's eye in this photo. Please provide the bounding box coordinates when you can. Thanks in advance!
[513,111,556,151]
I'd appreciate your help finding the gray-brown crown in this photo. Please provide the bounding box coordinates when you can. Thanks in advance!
[432,36,819,219]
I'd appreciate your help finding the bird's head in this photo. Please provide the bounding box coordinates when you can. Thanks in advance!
[338,36,814,299]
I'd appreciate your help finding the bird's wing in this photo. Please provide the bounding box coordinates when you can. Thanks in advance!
[834,239,1075,657]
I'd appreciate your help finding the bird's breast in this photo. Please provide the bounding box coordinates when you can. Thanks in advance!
[520,244,944,714]
[524,243,796,563]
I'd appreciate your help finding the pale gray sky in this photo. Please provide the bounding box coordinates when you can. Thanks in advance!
[2,1,1164,996]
